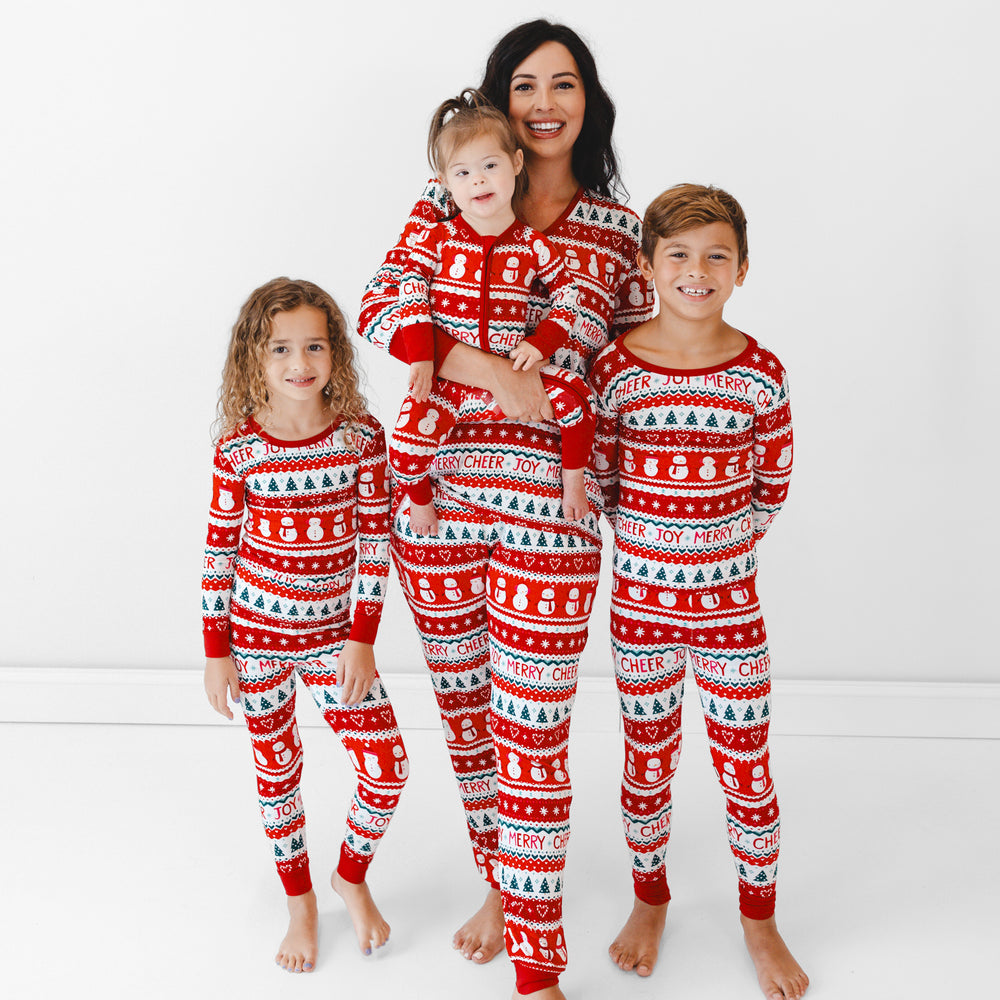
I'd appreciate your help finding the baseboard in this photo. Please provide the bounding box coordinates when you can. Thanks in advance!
[2,667,997,738]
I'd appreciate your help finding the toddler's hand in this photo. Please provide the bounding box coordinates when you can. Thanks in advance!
[337,640,377,706]
[510,341,544,372]
[204,656,240,720]
[409,361,434,402]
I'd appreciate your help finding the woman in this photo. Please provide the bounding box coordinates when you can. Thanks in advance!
[358,20,651,999]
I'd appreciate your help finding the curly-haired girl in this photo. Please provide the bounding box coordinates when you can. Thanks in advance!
[203,277,408,973]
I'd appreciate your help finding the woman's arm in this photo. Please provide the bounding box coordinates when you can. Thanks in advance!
[437,341,555,421]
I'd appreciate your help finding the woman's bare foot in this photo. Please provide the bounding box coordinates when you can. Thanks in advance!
[511,988,566,1000]
[330,870,391,955]
[452,887,504,963]
[275,889,318,973]
[408,500,439,536]
[561,468,589,521]
[609,897,668,977]
[741,914,809,1000]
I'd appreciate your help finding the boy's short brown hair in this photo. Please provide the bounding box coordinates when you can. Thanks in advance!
[641,183,748,266]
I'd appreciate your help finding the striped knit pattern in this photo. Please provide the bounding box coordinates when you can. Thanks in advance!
[202,415,405,894]
[399,214,578,362]
[389,366,596,505]
[359,180,653,986]
[590,335,791,919]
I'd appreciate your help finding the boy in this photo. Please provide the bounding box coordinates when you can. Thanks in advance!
[589,184,808,1000]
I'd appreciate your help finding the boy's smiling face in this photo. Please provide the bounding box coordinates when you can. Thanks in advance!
[639,221,748,324]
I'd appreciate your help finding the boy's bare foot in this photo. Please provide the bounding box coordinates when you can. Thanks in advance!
[741,914,809,1000]
[331,870,391,955]
[408,500,439,536]
[511,988,566,1000]
[609,897,668,977]
[561,468,589,521]
[275,889,319,973]
[452,887,504,963]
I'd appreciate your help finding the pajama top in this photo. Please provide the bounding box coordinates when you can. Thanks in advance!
[590,335,793,588]
[360,179,654,515]
[399,213,579,364]
[202,415,391,655]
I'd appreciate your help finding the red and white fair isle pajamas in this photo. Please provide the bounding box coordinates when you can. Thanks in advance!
[390,214,595,506]
[202,416,407,896]
[590,336,793,920]
[360,180,653,994]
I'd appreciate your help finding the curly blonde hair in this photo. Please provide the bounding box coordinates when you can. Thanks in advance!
[215,277,367,443]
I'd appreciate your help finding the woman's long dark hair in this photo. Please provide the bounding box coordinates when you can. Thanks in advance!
[479,19,624,201]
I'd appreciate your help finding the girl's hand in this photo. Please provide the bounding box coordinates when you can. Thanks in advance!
[490,358,554,421]
[337,640,377,706]
[204,656,240,720]
[409,361,434,403]
[510,341,544,372]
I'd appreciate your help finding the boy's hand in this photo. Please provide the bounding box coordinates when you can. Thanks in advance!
[409,360,434,402]
[337,640,377,706]
[510,341,544,372]
[204,656,240,719]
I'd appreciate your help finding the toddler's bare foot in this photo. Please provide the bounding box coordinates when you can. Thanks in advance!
[609,897,667,977]
[511,988,566,1000]
[409,500,439,536]
[275,889,318,973]
[741,914,809,1000]
[561,468,589,521]
[331,870,391,955]
[452,887,504,963]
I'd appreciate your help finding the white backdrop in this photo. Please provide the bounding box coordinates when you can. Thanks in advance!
[3,0,996,682]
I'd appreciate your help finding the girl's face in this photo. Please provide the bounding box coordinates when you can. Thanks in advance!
[262,305,333,413]
[446,132,522,235]
[507,41,586,168]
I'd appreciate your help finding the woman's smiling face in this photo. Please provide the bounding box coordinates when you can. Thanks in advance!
[507,41,586,165]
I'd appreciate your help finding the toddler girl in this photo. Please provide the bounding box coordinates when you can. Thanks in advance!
[388,90,595,535]
[202,277,407,973]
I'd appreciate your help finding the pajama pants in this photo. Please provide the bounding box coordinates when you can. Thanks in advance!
[231,623,408,896]
[610,574,779,920]
[390,482,601,994]
[390,366,596,506]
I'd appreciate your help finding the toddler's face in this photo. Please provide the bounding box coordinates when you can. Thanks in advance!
[639,222,748,324]
[445,133,522,230]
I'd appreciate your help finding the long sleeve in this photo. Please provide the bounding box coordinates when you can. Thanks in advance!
[202,446,245,657]
[751,371,793,540]
[357,179,454,361]
[589,345,620,525]
[398,227,444,364]
[523,234,580,360]
[348,423,392,644]
[610,252,655,342]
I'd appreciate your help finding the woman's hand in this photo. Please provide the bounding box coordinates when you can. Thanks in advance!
[204,656,240,719]
[338,640,377,706]
[489,359,555,421]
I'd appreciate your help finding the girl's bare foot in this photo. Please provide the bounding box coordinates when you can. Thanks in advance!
[511,988,566,1000]
[409,500,439,536]
[330,870,391,955]
[741,914,809,1000]
[609,897,668,977]
[275,889,318,973]
[561,468,589,521]
[452,887,504,963]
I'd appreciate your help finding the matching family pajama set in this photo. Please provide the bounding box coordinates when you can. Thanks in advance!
[390,213,595,505]
[590,335,793,920]
[360,179,653,993]
[202,415,408,896]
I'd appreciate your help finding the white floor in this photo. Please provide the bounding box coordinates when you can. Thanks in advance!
[2,720,996,999]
